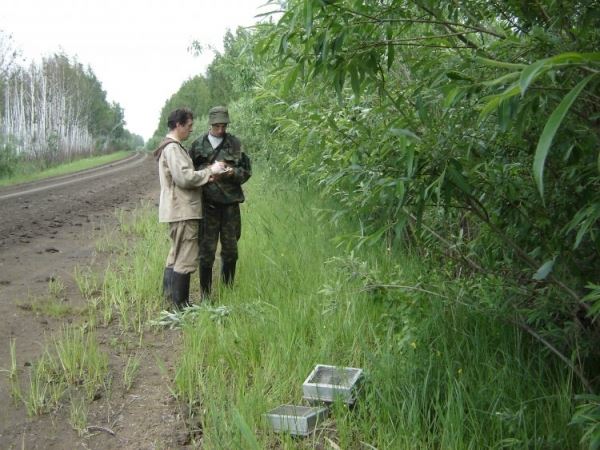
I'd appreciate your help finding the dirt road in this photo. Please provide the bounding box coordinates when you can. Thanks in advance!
[0,153,188,449]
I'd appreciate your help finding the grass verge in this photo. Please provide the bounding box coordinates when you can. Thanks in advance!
[0,150,133,187]
[88,167,587,449]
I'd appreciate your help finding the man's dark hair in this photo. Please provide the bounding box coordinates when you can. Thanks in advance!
[167,108,193,130]
[154,108,194,160]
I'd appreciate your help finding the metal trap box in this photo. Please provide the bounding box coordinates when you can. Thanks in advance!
[265,404,328,436]
[302,364,363,404]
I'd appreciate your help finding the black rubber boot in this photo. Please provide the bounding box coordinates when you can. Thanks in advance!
[222,261,236,286]
[171,271,191,310]
[200,266,213,299]
[162,267,174,301]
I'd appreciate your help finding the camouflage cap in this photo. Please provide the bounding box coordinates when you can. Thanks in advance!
[208,106,230,125]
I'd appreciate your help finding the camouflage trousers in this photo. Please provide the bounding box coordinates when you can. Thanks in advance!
[199,202,241,269]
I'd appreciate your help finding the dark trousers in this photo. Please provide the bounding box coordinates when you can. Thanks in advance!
[199,202,241,269]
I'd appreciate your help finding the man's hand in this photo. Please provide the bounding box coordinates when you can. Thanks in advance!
[209,161,229,175]
[220,167,234,177]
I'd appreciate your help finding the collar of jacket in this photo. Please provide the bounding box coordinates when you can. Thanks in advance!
[153,137,182,161]
[200,133,239,159]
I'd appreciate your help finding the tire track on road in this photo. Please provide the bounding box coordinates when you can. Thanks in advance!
[0,152,148,201]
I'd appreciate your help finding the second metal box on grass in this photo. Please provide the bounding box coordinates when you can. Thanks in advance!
[265,404,328,436]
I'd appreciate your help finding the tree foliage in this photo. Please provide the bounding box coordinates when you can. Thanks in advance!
[146,75,211,149]
[146,27,260,149]
[149,2,600,444]
[0,35,142,174]
[232,0,600,389]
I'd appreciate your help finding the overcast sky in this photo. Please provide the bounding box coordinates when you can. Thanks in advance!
[0,0,274,141]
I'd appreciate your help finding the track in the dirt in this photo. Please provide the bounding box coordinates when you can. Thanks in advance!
[0,152,154,249]
[0,152,146,201]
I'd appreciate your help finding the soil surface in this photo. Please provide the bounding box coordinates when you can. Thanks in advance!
[0,153,190,449]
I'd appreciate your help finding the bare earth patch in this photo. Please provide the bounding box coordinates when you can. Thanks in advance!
[0,154,191,449]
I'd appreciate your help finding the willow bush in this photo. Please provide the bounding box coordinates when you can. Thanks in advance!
[151,1,600,444]
[235,0,600,390]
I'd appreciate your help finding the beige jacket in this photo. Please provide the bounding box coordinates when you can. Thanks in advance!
[158,141,212,223]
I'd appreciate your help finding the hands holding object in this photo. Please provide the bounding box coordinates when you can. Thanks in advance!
[209,161,232,175]
[208,161,232,182]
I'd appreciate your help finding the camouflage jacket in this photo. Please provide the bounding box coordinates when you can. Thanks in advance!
[188,133,251,205]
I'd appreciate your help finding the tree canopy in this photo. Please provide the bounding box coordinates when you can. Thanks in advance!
[0,34,143,174]
[150,0,600,398]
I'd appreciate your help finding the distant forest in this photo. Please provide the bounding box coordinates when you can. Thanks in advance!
[0,31,143,174]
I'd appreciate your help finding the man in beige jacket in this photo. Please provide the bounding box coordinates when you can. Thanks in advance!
[154,108,228,309]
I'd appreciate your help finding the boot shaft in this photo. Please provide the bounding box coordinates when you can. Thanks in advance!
[171,271,191,309]
[162,267,174,300]
[222,261,236,286]
[200,266,213,298]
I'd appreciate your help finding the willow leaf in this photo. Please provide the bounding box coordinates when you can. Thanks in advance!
[481,71,519,87]
[475,56,526,70]
[390,127,421,141]
[519,59,548,96]
[532,258,555,281]
[533,74,596,199]
[305,0,313,35]
[479,82,520,120]
[546,51,600,65]
[281,64,300,95]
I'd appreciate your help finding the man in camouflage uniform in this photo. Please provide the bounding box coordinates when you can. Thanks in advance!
[189,106,251,298]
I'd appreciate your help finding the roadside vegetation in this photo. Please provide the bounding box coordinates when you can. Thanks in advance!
[0,150,133,187]
[7,326,108,419]
[17,276,75,318]
[3,0,599,447]
[5,166,595,446]
[58,168,594,447]
[164,172,584,448]
[147,1,598,446]
[9,161,591,446]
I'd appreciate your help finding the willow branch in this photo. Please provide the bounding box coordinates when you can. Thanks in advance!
[361,283,448,298]
[515,319,594,393]
[404,209,486,273]
[351,42,473,51]
[415,2,486,52]
[337,11,505,39]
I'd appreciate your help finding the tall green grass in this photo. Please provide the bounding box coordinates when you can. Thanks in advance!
[99,169,584,448]
[95,204,170,333]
